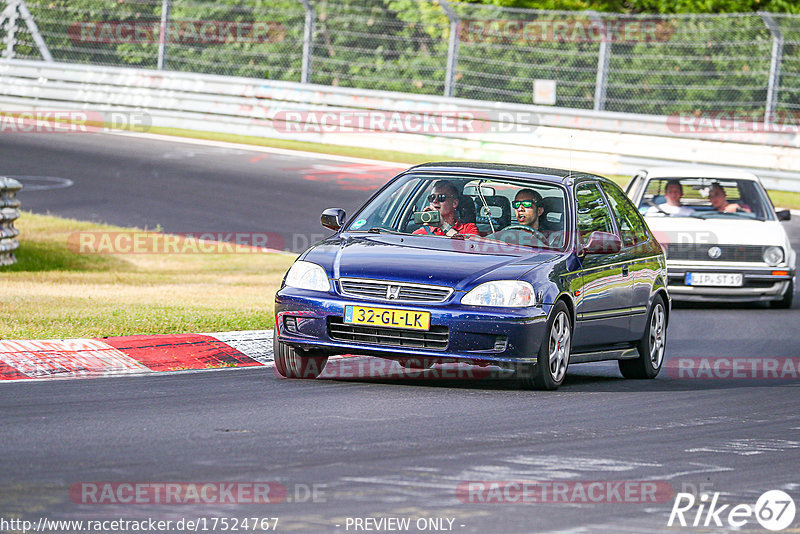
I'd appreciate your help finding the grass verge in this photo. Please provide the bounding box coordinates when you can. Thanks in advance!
[1,212,295,339]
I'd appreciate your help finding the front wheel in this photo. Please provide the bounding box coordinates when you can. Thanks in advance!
[619,295,666,379]
[519,301,572,390]
[273,330,328,379]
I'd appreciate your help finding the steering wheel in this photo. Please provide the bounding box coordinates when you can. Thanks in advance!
[503,225,549,245]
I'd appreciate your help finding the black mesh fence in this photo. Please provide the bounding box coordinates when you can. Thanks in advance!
[2,0,798,120]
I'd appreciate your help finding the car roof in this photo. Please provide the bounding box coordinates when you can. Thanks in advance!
[639,166,761,182]
[407,162,609,185]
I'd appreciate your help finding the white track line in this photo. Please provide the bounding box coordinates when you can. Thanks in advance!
[108,130,409,168]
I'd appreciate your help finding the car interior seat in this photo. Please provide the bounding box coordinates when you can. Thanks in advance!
[472,195,512,234]
[539,196,564,233]
[456,194,477,224]
[539,196,565,247]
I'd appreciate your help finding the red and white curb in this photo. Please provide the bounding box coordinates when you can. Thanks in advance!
[1,329,513,382]
[0,330,275,381]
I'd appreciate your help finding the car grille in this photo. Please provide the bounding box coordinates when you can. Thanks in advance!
[328,317,449,350]
[338,278,453,303]
[665,244,764,262]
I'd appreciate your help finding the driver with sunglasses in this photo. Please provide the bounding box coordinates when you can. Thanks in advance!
[513,189,544,229]
[508,188,551,245]
[413,180,479,237]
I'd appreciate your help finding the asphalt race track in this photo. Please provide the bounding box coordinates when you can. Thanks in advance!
[6,132,402,251]
[2,132,800,533]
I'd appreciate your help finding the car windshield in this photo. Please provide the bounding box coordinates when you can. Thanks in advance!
[344,173,569,251]
[638,177,773,221]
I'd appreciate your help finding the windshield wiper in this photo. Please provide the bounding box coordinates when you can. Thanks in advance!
[367,227,403,234]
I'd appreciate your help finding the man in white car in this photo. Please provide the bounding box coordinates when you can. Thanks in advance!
[709,182,751,213]
[646,180,694,217]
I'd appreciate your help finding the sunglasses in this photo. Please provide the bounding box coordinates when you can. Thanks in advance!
[427,193,452,203]
[512,200,537,209]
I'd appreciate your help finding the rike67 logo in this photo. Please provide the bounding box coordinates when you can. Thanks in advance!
[668,490,796,531]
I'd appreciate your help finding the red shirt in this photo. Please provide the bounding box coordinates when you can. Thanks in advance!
[413,221,479,236]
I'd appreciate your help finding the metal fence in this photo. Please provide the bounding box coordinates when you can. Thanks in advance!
[1,0,799,121]
[0,176,21,266]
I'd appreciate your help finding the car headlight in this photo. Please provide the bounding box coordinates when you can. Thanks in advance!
[763,246,784,266]
[284,261,330,291]
[461,280,536,307]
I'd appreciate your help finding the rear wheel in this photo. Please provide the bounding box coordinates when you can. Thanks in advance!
[272,330,328,379]
[770,280,794,309]
[519,301,572,390]
[619,295,666,379]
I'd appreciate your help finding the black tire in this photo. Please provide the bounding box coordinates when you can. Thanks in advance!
[770,280,794,309]
[619,295,666,379]
[519,301,572,390]
[272,330,328,379]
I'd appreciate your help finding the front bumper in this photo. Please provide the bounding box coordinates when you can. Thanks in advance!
[666,262,794,302]
[275,288,549,365]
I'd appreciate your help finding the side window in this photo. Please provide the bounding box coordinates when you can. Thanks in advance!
[576,183,615,246]
[601,182,649,247]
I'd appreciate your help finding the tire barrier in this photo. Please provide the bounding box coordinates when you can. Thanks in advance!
[0,176,22,266]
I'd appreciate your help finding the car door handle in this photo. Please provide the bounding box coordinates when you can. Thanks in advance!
[622,264,630,277]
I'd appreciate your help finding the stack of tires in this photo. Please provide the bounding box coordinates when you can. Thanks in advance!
[0,177,22,266]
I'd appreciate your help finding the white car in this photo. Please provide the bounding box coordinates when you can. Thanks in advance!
[626,167,795,308]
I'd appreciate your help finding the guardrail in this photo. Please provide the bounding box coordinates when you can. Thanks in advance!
[0,176,21,266]
[1,59,799,192]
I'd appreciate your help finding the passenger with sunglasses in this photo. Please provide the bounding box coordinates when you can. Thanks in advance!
[413,180,479,237]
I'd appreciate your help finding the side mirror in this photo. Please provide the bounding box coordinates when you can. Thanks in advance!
[776,209,791,221]
[321,208,346,231]
[583,231,622,254]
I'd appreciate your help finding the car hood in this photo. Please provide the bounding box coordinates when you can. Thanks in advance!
[644,217,789,248]
[302,233,562,291]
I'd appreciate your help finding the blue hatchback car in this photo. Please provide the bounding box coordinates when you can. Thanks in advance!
[274,163,669,389]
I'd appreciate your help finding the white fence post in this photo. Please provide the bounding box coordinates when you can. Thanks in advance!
[157,0,172,70]
[2,0,19,60]
[589,11,609,112]
[760,11,783,125]
[17,0,52,61]
[298,0,314,84]
[436,0,459,98]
